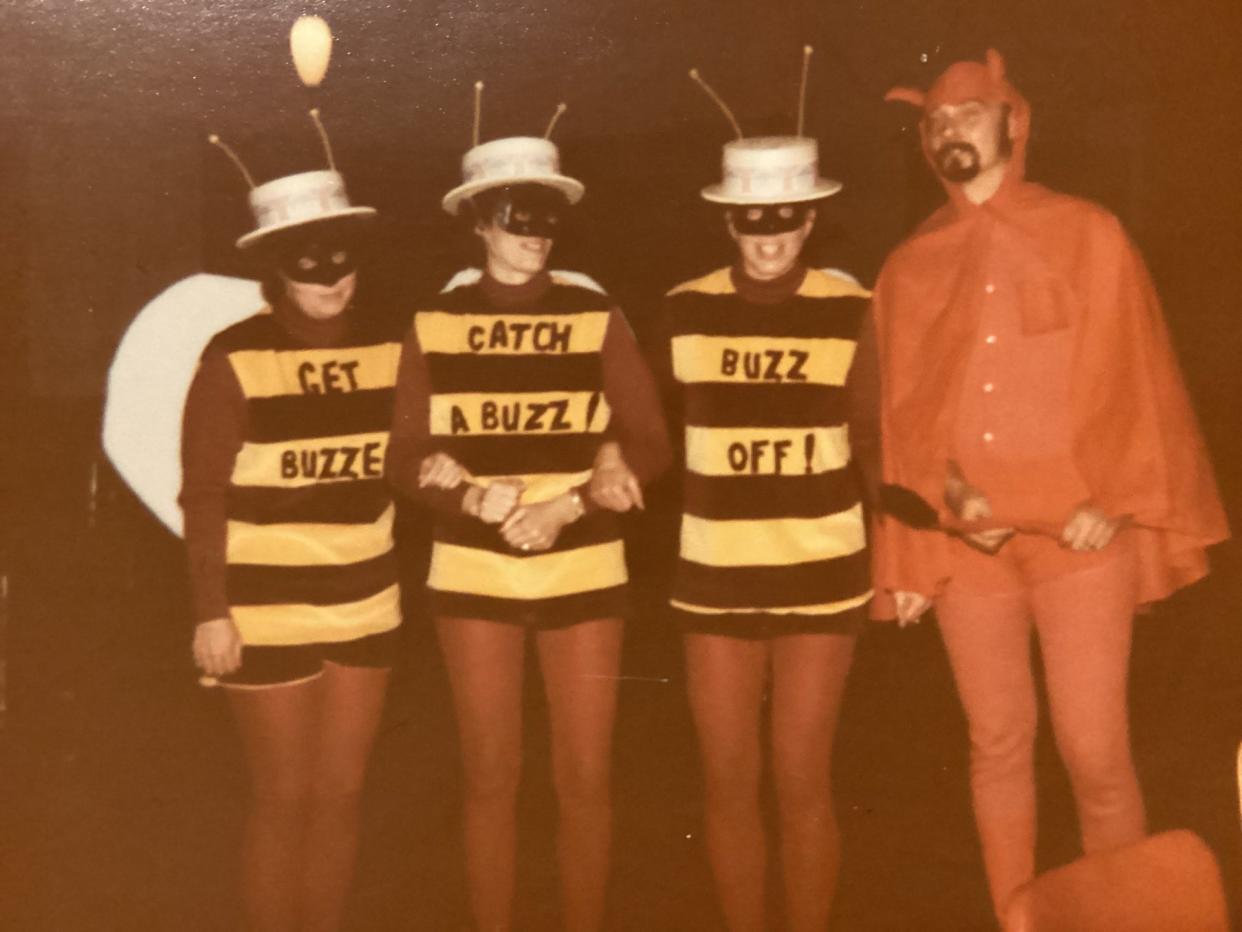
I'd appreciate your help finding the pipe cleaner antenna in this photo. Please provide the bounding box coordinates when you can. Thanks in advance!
[472,81,484,147]
[689,68,744,140]
[543,102,568,140]
[796,45,813,137]
[307,108,338,172]
[207,134,257,189]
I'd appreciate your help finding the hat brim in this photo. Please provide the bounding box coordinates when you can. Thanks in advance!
[442,175,585,216]
[700,179,843,205]
[235,207,378,251]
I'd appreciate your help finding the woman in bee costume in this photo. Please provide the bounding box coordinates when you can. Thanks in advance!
[387,85,671,932]
[182,110,403,930]
[654,50,879,932]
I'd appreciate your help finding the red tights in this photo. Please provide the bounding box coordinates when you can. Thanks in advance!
[935,534,1145,922]
[436,617,623,932]
[684,631,856,932]
[226,662,391,932]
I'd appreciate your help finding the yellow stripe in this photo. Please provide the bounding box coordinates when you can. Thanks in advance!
[671,590,874,616]
[465,470,594,505]
[228,343,401,399]
[226,505,394,567]
[672,335,856,386]
[231,432,389,489]
[428,541,627,599]
[684,425,850,477]
[415,311,610,355]
[232,584,401,646]
[429,392,610,437]
[798,268,872,300]
[667,267,735,297]
[679,504,866,567]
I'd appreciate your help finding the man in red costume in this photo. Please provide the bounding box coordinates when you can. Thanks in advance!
[873,49,1228,921]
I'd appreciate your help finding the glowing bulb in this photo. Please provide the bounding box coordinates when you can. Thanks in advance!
[290,15,332,87]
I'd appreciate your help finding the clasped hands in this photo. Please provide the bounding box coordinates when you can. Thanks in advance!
[418,442,642,553]
[893,464,1124,627]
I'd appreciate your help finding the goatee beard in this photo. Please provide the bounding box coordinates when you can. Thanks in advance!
[934,142,982,183]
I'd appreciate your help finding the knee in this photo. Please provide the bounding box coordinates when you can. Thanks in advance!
[1059,732,1137,797]
[461,741,522,806]
[966,707,1037,779]
[701,757,761,815]
[774,761,833,826]
[250,778,312,822]
[552,755,611,814]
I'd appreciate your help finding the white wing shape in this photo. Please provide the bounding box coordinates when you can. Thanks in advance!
[440,268,607,295]
[102,274,264,537]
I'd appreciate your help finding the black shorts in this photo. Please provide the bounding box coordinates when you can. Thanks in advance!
[430,585,628,631]
[218,629,399,689]
[674,606,868,640]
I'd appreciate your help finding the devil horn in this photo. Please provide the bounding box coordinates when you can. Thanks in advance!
[986,48,1006,82]
[884,86,926,108]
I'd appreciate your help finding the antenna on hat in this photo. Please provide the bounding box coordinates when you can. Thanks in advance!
[796,45,813,137]
[543,102,568,140]
[689,68,744,141]
[207,134,258,190]
[472,81,484,148]
[307,108,338,172]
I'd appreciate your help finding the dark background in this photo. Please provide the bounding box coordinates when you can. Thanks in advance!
[2,1,1239,929]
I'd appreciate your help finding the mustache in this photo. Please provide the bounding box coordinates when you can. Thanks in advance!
[934,141,981,165]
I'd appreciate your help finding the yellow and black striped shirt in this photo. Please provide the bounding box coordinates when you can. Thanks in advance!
[207,309,403,645]
[408,270,629,625]
[665,266,874,622]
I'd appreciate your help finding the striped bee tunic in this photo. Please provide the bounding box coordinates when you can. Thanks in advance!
[181,304,403,646]
[388,269,671,627]
[664,264,875,634]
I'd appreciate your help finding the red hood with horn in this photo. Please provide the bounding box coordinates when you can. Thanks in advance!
[870,50,1228,617]
[886,48,1032,211]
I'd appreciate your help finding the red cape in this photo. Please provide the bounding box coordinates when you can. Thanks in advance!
[872,51,1228,613]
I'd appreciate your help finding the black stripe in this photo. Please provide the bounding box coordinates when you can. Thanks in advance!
[673,549,871,610]
[210,313,400,354]
[442,435,600,476]
[246,388,394,443]
[429,584,628,627]
[682,471,862,521]
[433,510,620,556]
[228,481,392,525]
[425,353,602,394]
[683,383,846,428]
[228,552,397,607]
[667,291,867,340]
[439,282,612,315]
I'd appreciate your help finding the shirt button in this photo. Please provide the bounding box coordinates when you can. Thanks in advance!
[983,431,995,443]
[985,283,996,294]
[983,382,995,393]
[985,334,998,345]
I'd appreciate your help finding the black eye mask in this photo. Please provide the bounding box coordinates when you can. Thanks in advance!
[728,203,810,235]
[277,240,357,285]
[486,186,567,238]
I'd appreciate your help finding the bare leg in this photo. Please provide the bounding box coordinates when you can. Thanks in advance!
[684,633,770,932]
[437,618,527,932]
[227,679,319,932]
[770,632,856,932]
[535,618,624,932]
[301,662,391,932]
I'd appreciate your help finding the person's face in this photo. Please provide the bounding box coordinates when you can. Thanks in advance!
[282,269,357,320]
[923,100,1012,183]
[476,221,553,281]
[727,207,816,281]
[275,235,359,320]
